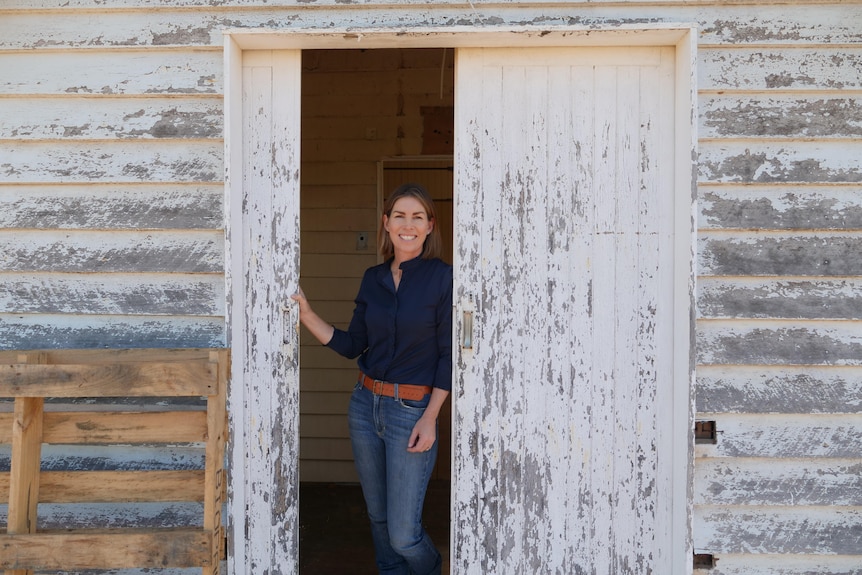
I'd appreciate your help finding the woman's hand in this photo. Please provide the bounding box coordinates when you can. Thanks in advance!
[290,287,335,345]
[407,414,437,453]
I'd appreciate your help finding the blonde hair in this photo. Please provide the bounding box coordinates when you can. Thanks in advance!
[378,183,443,260]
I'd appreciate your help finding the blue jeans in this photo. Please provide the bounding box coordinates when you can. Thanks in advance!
[348,382,442,575]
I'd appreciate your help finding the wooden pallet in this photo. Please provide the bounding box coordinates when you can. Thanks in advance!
[0,348,228,575]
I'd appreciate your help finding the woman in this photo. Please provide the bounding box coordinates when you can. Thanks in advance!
[292,183,451,575]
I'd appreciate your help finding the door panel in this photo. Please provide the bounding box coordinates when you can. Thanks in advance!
[228,49,302,575]
[453,46,679,574]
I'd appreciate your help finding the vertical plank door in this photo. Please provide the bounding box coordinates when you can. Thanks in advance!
[452,46,689,574]
[226,49,302,575]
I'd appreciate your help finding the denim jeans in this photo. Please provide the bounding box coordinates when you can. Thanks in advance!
[348,382,442,575]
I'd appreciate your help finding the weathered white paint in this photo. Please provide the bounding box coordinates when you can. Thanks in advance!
[0,0,860,572]
[224,24,695,575]
[225,46,302,575]
[453,41,693,574]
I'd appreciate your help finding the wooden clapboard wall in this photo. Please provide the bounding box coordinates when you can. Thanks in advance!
[0,1,860,573]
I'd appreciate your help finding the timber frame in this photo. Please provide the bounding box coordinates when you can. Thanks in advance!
[0,348,228,574]
[224,24,697,575]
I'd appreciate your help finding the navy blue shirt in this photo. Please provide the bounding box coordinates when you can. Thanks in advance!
[327,256,452,392]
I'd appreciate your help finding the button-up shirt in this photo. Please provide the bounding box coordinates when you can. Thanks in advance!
[327,256,452,391]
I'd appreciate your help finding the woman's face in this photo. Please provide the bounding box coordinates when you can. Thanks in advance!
[383,196,434,260]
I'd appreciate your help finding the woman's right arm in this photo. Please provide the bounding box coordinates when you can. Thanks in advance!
[291,288,335,345]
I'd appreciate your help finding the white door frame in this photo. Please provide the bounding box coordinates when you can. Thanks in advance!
[224,24,697,575]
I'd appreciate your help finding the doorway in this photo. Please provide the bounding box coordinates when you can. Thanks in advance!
[295,49,455,573]
[225,27,696,575]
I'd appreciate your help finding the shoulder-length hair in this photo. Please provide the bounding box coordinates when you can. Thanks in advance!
[378,183,443,260]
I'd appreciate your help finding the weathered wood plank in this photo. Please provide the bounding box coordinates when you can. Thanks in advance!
[202,349,227,575]
[0,362,217,398]
[1,141,222,184]
[698,233,862,277]
[0,272,223,316]
[698,142,862,184]
[0,184,223,229]
[700,47,862,91]
[0,98,223,140]
[0,347,223,365]
[26,502,204,530]
[0,470,205,503]
[1,4,860,48]
[0,230,222,273]
[698,186,862,230]
[0,51,221,95]
[695,458,862,506]
[691,553,862,575]
[698,321,862,366]
[7,391,44,575]
[695,506,862,555]
[700,96,862,139]
[696,365,862,414]
[695,414,862,458]
[11,443,206,472]
[698,278,862,320]
[0,314,225,350]
[0,529,212,569]
[0,411,207,443]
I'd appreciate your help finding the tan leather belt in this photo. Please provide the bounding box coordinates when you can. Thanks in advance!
[359,371,432,401]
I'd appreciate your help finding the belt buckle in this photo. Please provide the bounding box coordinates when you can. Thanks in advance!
[372,379,385,395]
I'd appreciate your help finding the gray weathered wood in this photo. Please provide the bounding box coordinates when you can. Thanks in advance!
[698,186,862,230]
[700,96,862,139]
[1,3,860,50]
[698,142,862,184]
[697,365,862,414]
[0,314,224,350]
[698,322,862,365]
[1,141,222,184]
[0,185,223,230]
[0,98,222,141]
[0,230,222,273]
[0,274,223,316]
[700,47,862,91]
[0,51,221,95]
[695,507,862,555]
[695,414,862,458]
[699,234,862,276]
[698,278,862,320]
[693,554,862,575]
[695,459,862,506]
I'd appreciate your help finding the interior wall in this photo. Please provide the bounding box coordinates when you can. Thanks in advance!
[299,48,455,482]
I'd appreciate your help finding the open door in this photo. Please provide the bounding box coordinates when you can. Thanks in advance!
[452,46,691,573]
[226,49,302,574]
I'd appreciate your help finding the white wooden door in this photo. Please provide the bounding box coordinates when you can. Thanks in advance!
[227,49,302,575]
[452,46,690,574]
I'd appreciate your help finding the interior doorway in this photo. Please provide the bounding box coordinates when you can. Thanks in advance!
[296,49,455,573]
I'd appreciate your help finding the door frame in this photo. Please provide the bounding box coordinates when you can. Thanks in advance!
[224,24,697,575]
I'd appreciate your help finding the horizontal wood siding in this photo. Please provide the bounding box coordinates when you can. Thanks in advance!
[0,0,859,571]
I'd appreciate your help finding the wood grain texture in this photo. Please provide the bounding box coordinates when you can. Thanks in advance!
[697,278,862,320]
[696,365,862,414]
[0,185,223,230]
[0,529,212,569]
[0,51,221,96]
[0,411,207,443]
[0,470,205,503]
[0,314,225,350]
[0,230,223,273]
[453,45,686,575]
[698,185,862,230]
[1,141,222,184]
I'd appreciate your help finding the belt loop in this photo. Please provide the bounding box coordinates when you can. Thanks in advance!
[393,383,399,400]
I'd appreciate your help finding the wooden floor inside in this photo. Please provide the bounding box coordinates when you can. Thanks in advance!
[299,481,451,574]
